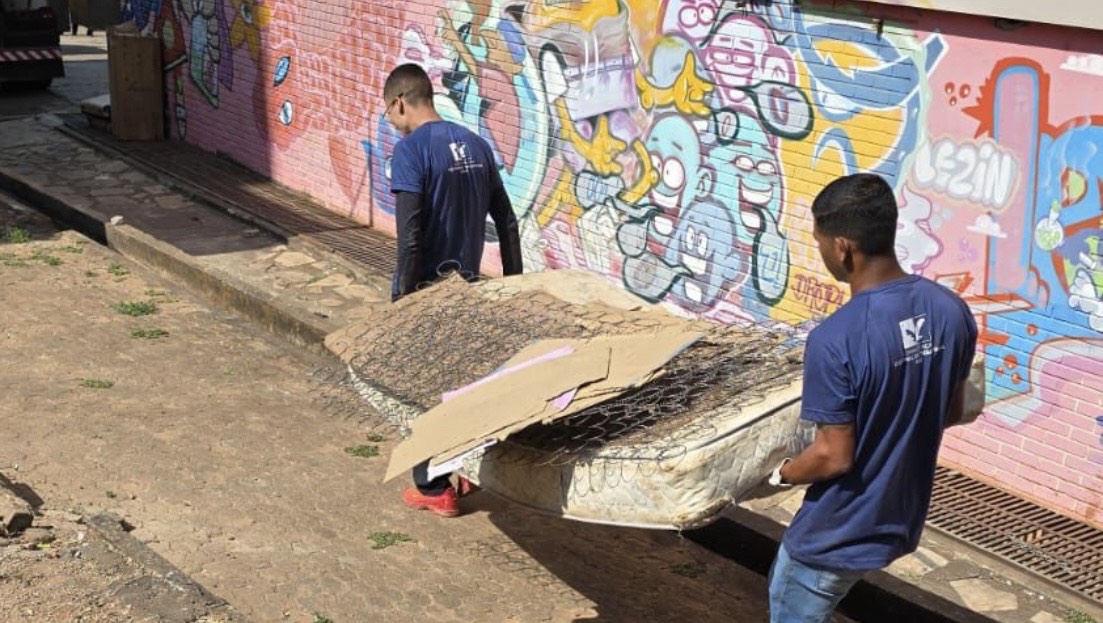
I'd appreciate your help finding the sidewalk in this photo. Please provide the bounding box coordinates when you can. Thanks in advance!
[1,113,1100,623]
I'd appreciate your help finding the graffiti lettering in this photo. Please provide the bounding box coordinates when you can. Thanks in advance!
[792,274,845,314]
[912,138,1018,210]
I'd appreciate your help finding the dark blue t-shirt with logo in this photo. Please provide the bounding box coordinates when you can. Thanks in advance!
[389,120,499,297]
[783,274,978,571]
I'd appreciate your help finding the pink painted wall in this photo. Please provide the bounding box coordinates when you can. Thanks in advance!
[125,0,1103,526]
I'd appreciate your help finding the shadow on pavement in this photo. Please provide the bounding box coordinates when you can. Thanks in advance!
[468,492,775,623]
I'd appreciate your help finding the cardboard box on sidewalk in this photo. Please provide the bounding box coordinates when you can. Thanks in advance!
[107,22,163,141]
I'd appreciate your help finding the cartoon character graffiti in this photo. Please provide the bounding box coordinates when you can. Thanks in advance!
[709,112,790,306]
[664,200,747,311]
[615,113,711,302]
[642,114,714,250]
[175,0,233,106]
[698,14,796,110]
[527,0,638,121]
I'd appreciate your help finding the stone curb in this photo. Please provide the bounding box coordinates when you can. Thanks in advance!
[694,508,1004,623]
[85,513,251,623]
[0,161,334,354]
[0,159,108,244]
[105,222,332,353]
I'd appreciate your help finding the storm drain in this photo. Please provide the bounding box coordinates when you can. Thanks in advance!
[304,228,397,273]
[928,466,1103,601]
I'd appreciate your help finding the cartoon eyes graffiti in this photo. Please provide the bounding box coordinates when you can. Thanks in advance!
[644,156,679,190]
[684,226,711,256]
[679,3,717,28]
[735,155,778,177]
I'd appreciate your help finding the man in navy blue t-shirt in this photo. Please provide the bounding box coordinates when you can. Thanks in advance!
[383,63,523,518]
[765,173,977,622]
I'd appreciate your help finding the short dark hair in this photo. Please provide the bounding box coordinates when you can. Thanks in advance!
[811,173,898,256]
[383,63,434,108]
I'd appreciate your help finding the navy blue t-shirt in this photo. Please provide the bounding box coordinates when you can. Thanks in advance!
[783,274,978,571]
[389,120,501,297]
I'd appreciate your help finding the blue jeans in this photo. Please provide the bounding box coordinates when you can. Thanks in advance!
[768,544,865,623]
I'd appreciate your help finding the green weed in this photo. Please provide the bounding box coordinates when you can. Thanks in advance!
[1065,610,1098,623]
[368,531,416,550]
[3,227,30,243]
[31,250,62,266]
[344,445,380,459]
[113,300,158,316]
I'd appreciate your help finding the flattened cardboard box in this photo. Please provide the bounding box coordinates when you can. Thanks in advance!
[383,327,703,482]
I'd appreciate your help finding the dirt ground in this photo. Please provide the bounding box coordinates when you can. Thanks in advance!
[0,507,139,622]
[0,194,796,623]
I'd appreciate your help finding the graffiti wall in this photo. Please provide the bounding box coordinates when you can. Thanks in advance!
[128,0,1103,526]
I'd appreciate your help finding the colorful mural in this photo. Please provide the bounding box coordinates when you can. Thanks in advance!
[133,0,1103,525]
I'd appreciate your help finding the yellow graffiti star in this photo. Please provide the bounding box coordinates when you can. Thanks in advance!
[637,52,713,117]
[229,0,271,61]
[557,100,627,176]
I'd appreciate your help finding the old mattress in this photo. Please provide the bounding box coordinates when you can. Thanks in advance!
[324,271,983,530]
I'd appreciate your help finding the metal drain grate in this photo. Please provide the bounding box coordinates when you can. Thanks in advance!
[304,228,397,272]
[928,466,1103,601]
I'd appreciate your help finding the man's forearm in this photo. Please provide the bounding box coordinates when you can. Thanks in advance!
[394,192,424,298]
[490,186,523,276]
[779,427,855,485]
[780,449,850,485]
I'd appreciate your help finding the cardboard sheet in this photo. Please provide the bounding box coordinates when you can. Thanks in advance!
[383,327,703,482]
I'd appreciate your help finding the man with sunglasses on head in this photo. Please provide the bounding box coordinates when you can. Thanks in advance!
[382,63,524,518]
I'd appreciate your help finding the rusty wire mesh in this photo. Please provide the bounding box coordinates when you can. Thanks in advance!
[312,275,803,469]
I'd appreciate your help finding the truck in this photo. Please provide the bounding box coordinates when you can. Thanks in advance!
[0,0,64,90]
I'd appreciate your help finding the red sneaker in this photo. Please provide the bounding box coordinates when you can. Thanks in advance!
[402,487,459,518]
